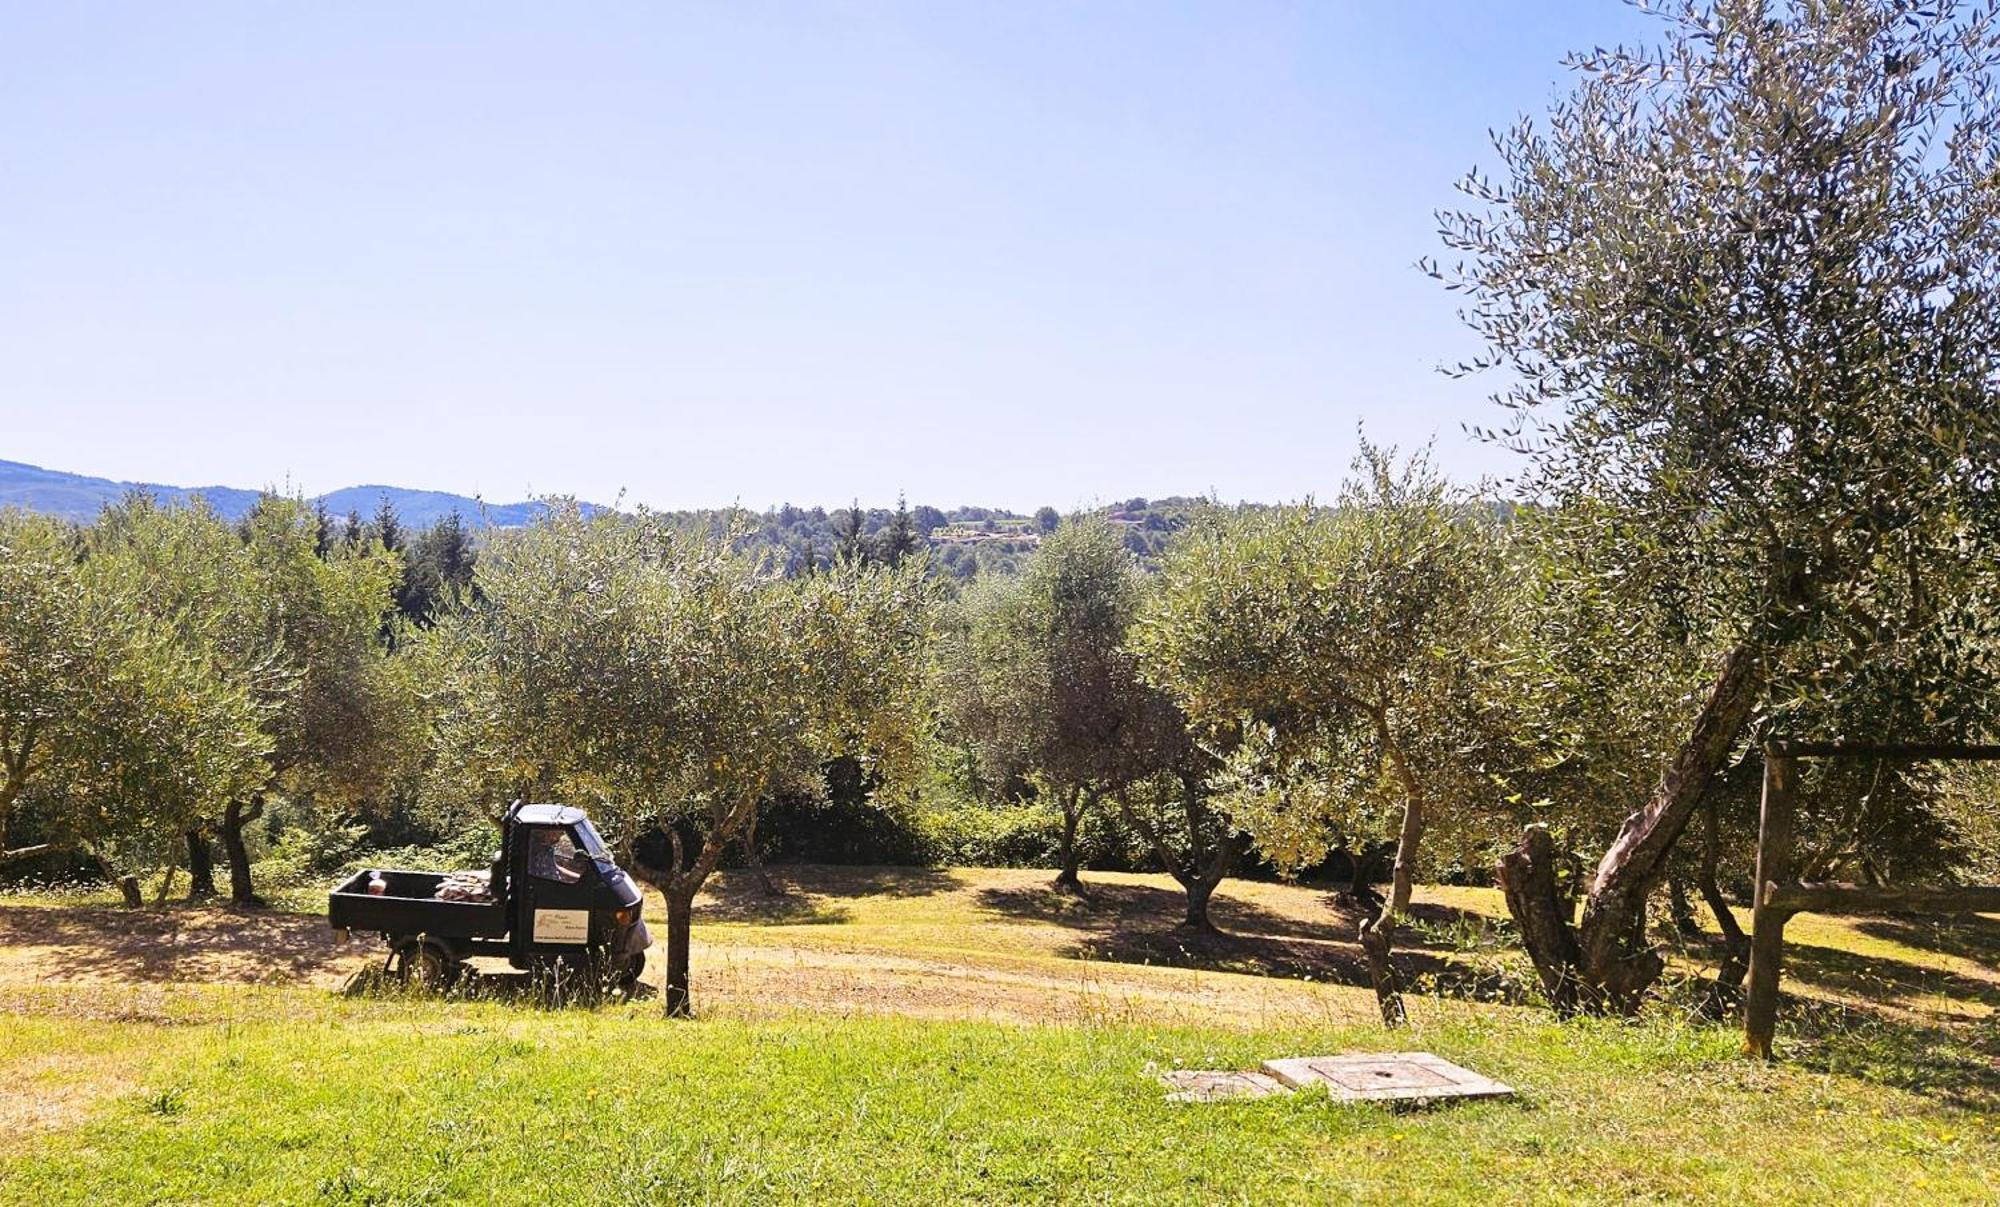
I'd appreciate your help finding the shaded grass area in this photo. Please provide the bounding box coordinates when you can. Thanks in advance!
[7,865,1997,1033]
[2,999,1996,1204]
[7,865,1997,1024]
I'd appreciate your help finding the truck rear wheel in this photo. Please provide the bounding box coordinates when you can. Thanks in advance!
[389,939,460,993]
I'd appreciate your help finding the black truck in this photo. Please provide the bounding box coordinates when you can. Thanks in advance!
[329,802,651,995]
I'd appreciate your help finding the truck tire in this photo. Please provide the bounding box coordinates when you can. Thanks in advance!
[614,952,645,999]
[390,939,460,993]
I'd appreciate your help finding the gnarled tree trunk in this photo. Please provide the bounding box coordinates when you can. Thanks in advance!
[186,829,216,899]
[1499,641,1763,1014]
[1114,775,1243,932]
[739,810,780,897]
[1053,786,1087,893]
[1344,839,1388,908]
[1498,824,1584,1014]
[220,796,266,906]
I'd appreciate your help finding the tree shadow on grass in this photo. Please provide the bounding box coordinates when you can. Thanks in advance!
[0,902,355,986]
[1852,912,2000,970]
[1778,996,2000,1113]
[971,879,1517,998]
[1775,938,1999,1012]
[783,865,963,898]
[1651,915,2000,1112]
[696,894,856,927]
[694,866,958,926]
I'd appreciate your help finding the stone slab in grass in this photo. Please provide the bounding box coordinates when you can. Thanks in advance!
[1157,1069,1288,1103]
[1259,1052,1514,1105]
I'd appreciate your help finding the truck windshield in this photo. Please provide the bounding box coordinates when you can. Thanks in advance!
[573,821,612,862]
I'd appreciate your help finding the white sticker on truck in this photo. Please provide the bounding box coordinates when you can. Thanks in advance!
[533,908,590,944]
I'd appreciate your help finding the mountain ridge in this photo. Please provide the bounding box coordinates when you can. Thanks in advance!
[0,459,562,527]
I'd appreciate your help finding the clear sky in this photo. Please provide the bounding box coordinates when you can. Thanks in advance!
[1,2,1653,512]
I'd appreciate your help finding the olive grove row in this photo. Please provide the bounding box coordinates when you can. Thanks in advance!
[5,0,2000,1020]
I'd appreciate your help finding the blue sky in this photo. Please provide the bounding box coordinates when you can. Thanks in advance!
[1,2,1652,512]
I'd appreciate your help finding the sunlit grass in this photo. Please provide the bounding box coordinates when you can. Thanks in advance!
[5,864,1999,1201]
[1,997,1995,1204]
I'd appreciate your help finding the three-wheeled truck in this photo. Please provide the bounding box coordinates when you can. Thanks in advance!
[329,802,651,996]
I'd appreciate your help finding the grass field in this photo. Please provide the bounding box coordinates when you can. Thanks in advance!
[2,865,1997,1203]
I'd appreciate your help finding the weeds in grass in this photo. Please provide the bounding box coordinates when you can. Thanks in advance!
[138,1084,189,1118]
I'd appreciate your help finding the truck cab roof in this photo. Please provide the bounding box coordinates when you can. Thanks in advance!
[514,803,589,827]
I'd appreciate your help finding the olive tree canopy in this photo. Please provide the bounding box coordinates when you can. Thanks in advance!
[1432,0,2000,1010]
[1135,447,1513,1024]
[473,504,936,1014]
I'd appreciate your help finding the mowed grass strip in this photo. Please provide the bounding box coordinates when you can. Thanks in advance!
[1,1001,1994,1205]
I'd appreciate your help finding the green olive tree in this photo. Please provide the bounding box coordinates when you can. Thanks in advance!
[941,517,1201,897]
[0,512,101,865]
[474,504,935,1015]
[1,506,272,882]
[1135,448,1513,1025]
[87,494,403,904]
[1433,0,2000,1010]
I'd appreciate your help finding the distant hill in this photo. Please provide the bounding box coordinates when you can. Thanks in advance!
[0,459,563,527]
[0,459,1215,581]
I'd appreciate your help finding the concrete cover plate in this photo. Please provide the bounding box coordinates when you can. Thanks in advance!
[1259,1052,1513,1104]
[1157,1070,1288,1103]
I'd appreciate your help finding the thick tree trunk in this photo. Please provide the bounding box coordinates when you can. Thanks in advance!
[662,889,695,1017]
[1498,824,1584,1014]
[1572,641,1762,1011]
[1053,786,1085,893]
[1114,779,1241,932]
[1182,875,1219,930]
[220,796,266,906]
[1180,831,1244,932]
[186,829,216,899]
[118,874,143,908]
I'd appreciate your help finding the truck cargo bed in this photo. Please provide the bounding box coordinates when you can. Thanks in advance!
[328,869,509,939]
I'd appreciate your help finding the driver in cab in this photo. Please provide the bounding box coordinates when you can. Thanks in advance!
[528,828,584,884]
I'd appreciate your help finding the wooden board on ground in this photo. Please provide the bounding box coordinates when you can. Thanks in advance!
[1259,1052,1514,1105]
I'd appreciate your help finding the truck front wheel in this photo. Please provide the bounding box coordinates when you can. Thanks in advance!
[614,952,645,999]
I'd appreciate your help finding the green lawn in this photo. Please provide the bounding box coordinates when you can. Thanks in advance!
[4,1001,1996,1204]
[2,866,1997,1203]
